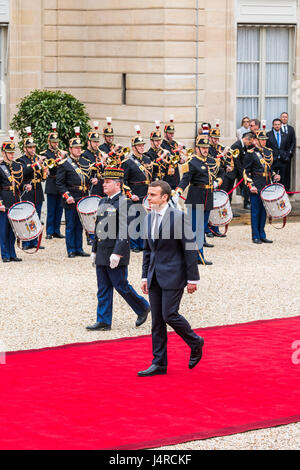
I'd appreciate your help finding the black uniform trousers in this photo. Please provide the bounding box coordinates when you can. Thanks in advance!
[149,271,200,367]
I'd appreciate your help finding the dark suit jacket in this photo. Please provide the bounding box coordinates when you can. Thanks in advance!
[142,206,199,290]
[282,124,296,156]
[92,192,131,266]
[266,130,289,164]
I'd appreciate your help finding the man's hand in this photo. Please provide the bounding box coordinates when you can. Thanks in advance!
[91,252,96,267]
[109,254,121,269]
[66,196,75,204]
[274,174,281,182]
[187,283,197,294]
[131,194,139,202]
[141,281,148,295]
[171,192,180,207]
[91,178,98,185]
[0,205,5,212]
[25,184,32,192]
[250,186,258,194]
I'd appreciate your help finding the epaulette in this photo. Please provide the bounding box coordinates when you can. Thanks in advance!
[180,162,189,174]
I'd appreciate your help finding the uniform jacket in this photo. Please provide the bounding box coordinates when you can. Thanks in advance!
[122,154,152,200]
[142,206,200,289]
[92,192,132,266]
[177,154,223,210]
[82,149,105,197]
[56,155,92,208]
[161,139,181,189]
[243,147,274,192]
[0,161,25,209]
[18,154,45,204]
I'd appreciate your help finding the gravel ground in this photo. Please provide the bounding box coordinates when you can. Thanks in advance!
[1,219,300,450]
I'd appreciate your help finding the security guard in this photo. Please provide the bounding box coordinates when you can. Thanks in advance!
[41,125,65,240]
[172,135,223,265]
[56,135,92,258]
[87,166,150,331]
[122,126,152,252]
[161,116,183,190]
[0,135,28,262]
[243,129,280,244]
[18,128,46,250]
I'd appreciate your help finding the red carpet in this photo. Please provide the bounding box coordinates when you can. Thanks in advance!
[0,316,300,450]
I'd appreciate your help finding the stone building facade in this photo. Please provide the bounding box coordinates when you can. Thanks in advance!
[1,0,299,196]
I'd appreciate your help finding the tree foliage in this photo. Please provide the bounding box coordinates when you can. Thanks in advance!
[10,89,91,153]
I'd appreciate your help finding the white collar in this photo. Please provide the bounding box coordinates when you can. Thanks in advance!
[153,203,169,218]
[108,191,121,200]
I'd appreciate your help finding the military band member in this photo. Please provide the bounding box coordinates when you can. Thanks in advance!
[41,124,65,240]
[82,123,105,198]
[87,166,150,331]
[243,129,280,244]
[99,117,115,154]
[56,134,92,258]
[18,127,46,250]
[122,126,152,252]
[0,135,29,262]
[172,136,223,266]
[144,121,166,180]
[161,115,184,190]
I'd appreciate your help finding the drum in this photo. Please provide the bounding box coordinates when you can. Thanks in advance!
[260,183,291,219]
[77,195,102,234]
[209,190,233,227]
[8,201,43,241]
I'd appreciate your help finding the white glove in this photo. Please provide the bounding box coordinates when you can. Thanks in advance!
[213,181,219,189]
[91,252,96,267]
[171,193,180,207]
[109,254,121,269]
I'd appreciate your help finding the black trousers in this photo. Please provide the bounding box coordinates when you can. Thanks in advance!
[149,272,200,367]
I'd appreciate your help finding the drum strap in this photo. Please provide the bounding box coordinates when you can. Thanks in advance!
[17,231,43,255]
[268,216,287,230]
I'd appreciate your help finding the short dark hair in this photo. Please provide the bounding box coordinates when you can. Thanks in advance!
[273,118,282,125]
[242,131,255,139]
[149,180,172,201]
[250,118,261,127]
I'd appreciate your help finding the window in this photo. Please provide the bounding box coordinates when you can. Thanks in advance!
[236,26,294,129]
[0,26,8,131]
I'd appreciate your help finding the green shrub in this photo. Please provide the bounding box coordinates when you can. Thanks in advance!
[10,89,91,153]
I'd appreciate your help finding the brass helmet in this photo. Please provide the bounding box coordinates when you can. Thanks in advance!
[150,120,162,141]
[24,127,36,147]
[2,131,16,152]
[131,125,145,146]
[195,135,210,148]
[88,121,101,142]
[103,117,114,137]
[164,114,175,134]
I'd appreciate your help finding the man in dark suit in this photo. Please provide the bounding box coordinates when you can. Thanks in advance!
[138,180,204,377]
[267,118,290,187]
[86,167,150,331]
[280,112,296,191]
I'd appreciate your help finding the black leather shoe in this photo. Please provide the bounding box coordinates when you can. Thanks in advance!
[10,257,22,262]
[261,238,273,243]
[138,364,167,377]
[253,239,262,244]
[198,258,213,265]
[131,248,141,253]
[203,242,214,248]
[68,253,76,258]
[46,235,53,240]
[2,258,11,263]
[86,239,92,246]
[136,309,150,327]
[75,251,90,257]
[38,246,45,250]
[53,233,65,239]
[244,204,251,210]
[206,232,214,238]
[189,337,204,369]
[86,322,111,331]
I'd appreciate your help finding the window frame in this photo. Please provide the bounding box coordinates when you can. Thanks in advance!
[236,25,295,129]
